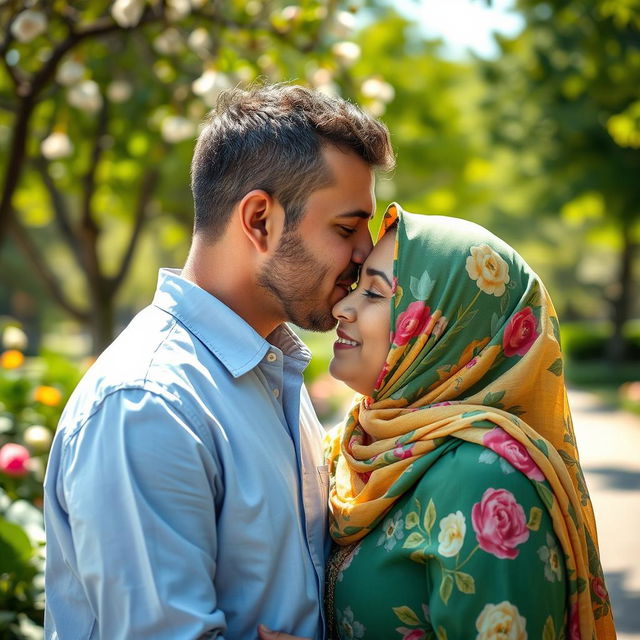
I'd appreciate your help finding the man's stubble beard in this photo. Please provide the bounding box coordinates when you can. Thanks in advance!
[258,229,337,332]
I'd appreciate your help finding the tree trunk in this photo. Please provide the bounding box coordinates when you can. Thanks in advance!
[90,286,116,355]
[607,223,636,363]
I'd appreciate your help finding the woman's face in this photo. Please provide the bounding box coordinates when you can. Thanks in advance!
[329,230,396,396]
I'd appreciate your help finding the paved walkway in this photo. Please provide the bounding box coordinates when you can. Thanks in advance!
[569,389,640,639]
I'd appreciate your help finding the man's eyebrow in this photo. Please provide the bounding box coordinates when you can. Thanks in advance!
[337,210,374,220]
[365,267,393,288]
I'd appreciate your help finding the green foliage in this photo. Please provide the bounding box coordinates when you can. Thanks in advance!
[561,321,640,361]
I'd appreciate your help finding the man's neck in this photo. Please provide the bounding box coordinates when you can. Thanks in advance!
[182,242,282,338]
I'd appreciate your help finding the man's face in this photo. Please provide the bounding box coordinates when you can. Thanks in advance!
[259,145,376,331]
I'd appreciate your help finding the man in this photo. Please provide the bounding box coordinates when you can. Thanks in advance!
[44,84,394,639]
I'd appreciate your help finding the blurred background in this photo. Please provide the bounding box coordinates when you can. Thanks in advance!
[0,0,638,637]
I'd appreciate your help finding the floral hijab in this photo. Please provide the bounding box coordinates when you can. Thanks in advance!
[326,203,615,640]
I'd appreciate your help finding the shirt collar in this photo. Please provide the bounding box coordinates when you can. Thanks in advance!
[152,269,311,378]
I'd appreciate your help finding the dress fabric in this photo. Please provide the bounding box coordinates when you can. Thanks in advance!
[326,204,615,640]
[329,441,567,640]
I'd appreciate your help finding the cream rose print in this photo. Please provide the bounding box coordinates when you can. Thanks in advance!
[475,601,527,640]
[465,245,510,297]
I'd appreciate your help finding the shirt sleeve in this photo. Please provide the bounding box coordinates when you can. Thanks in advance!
[60,388,226,640]
[414,441,567,640]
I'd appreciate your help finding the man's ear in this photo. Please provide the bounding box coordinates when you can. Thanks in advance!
[238,190,284,253]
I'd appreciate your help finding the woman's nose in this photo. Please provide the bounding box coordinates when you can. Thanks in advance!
[332,292,356,322]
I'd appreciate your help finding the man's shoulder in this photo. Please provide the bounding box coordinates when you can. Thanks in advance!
[58,304,230,436]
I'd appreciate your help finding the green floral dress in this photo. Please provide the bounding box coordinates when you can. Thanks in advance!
[331,441,567,640]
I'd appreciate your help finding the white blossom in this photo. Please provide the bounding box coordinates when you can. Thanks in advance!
[56,59,85,86]
[107,79,132,103]
[67,80,103,113]
[153,28,183,55]
[161,116,196,143]
[331,41,361,66]
[2,326,27,351]
[333,11,356,39]
[281,5,301,22]
[310,68,340,96]
[166,0,191,22]
[187,27,212,55]
[192,69,231,107]
[361,77,395,104]
[23,425,53,452]
[41,131,74,160]
[111,0,145,28]
[11,10,47,43]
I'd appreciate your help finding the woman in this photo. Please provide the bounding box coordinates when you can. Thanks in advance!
[261,203,615,640]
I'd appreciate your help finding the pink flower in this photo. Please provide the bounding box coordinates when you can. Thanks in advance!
[396,629,426,640]
[392,302,431,346]
[0,443,30,477]
[466,357,478,369]
[472,487,529,559]
[568,603,580,640]
[393,445,414,460]
[591,576,608,602]
[503,306,539,357]
[374,363,390,390]
[482,428,545,481]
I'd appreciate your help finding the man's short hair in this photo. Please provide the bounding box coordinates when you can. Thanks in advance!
[190,83,395,241]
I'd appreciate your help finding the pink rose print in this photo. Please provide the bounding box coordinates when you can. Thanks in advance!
[396,630,426,640]
[483,428,544,481]
[503,306,539,357]
[466,357,478,369]
[591,576,608,601]
[569,603,580,640]
[374,363,390,390]
[0,443,30,477]
[393,302,432,346]
[393,445,414,460]
[472,487,530,559]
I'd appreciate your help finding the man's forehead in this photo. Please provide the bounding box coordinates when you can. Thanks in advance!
[337,209,375,221]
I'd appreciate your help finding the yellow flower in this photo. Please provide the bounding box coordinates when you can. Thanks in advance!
[1,350,24,369]
[475,601,527,640]
[465,245,510,296]
[34,385,63,407]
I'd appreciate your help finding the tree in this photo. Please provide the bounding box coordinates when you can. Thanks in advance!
[479,0,640,360]
[0,0,362,352]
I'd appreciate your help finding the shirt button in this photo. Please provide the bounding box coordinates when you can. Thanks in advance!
[272,388,280,399]
[266,352,277,363]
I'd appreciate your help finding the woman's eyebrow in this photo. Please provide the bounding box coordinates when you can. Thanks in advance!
[365,267,392,287]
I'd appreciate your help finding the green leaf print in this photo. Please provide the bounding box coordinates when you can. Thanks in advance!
[550,316,561,345]
[436,626,448,640]
[454,571,475,594]
[405,511,420,530]
[537,483,555,510]
[543,615,557,640]
[392,605,421,626]
[527,506,543,531]
[535,438,549,456]
[424,498,436,534]
[483,390,506,409]
[403,532,426,549]
[547,358,563,376]
[439,574,453,605]
[410,271,435,300]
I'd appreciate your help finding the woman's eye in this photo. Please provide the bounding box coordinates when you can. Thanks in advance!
[362,289,384,299]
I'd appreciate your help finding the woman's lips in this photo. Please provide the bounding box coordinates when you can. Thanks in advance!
[334,329,360,351]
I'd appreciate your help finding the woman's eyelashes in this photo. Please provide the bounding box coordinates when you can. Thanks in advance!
[362,289,385,300]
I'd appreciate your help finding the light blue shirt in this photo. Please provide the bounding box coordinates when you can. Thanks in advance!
[44,269,329,640]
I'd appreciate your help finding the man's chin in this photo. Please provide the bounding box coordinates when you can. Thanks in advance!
[292,309,337,333]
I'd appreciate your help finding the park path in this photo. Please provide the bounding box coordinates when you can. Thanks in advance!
[569,389,640,639]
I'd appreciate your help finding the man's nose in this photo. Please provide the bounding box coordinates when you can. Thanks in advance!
[351,227,374,265]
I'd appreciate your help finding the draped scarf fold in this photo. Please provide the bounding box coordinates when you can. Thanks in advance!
[326,203,615,639]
